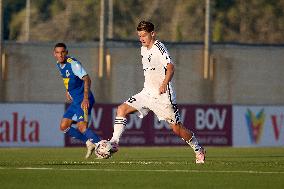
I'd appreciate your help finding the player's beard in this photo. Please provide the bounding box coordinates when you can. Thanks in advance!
[58,57,66,63]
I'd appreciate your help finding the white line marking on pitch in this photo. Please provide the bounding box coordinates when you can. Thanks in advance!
[0,167,283,174]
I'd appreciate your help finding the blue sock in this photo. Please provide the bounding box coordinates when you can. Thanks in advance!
[83,128,101,143]
[66,127,88,143]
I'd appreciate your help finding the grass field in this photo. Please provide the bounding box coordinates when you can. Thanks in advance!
[0,147,284,189]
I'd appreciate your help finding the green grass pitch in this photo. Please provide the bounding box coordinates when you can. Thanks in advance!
[0,147,284,189]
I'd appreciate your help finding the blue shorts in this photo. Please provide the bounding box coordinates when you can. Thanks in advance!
[63,94,95,122]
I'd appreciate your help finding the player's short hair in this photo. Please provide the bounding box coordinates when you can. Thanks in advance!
[54,42,67,50]
[137,21,154,32]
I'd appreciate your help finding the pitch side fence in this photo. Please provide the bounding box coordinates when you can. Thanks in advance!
[0,103,283,147]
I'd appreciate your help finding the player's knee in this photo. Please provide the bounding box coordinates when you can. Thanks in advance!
[77,123,87,133]
[172,123,186,135]
[59,119,72,132]
[171,124,180,134]
[60,123,69,132]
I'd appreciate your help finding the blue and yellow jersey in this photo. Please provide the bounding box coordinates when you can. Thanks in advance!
[56,56,90,102]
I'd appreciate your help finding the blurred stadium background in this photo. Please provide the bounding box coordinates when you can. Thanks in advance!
[0,0,284,148]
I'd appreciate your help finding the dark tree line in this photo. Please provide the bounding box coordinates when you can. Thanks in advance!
[4,0,284,44]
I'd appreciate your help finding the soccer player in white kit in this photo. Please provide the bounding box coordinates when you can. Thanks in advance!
[110,21,205,163]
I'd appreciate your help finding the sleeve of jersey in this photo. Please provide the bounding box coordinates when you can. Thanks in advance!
[70,61,88,79]
[156,44,173,67]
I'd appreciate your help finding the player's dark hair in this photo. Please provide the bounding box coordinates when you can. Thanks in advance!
[137,21,154,32]
[54,42,67,50]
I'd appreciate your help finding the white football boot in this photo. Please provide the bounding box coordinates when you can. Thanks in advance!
[195,147,206,164]
[85,139,97,159]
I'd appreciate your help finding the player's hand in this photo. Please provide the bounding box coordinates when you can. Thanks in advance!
[159,82,167,94]
[66,92,73,103]
[81,98,90,110]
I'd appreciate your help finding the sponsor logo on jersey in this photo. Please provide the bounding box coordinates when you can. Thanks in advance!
[65,70,70,77]
[66,58,73,63]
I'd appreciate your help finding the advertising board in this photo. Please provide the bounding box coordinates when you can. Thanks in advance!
[65,104,232,146]
[233,106,284,147]
[0,104,65,147]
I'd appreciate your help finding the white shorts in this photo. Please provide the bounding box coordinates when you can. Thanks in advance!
[124,90,181,124]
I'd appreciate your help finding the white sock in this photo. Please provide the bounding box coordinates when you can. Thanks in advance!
[110,117,127,143]
[186,134,202,153]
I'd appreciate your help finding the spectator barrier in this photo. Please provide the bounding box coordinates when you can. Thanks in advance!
[1,103,283,147]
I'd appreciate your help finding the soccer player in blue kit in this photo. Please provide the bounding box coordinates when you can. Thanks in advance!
[53,43,101,159]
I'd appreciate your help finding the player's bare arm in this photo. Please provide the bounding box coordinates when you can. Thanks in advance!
[81,75,91,110]
[159,63,175,94]
[65,91,72,103]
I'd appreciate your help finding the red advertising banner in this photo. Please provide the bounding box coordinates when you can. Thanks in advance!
[186,105,232,146]
[65,104,232,147]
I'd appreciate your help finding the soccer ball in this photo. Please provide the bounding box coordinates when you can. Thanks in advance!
[95,140,112,159]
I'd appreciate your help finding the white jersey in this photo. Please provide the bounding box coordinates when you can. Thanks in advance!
[141,40,177,104]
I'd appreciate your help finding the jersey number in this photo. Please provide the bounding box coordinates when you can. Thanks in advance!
[127,97,136,103]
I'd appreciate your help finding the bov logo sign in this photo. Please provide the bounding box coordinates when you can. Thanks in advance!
[245,109,265,144]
